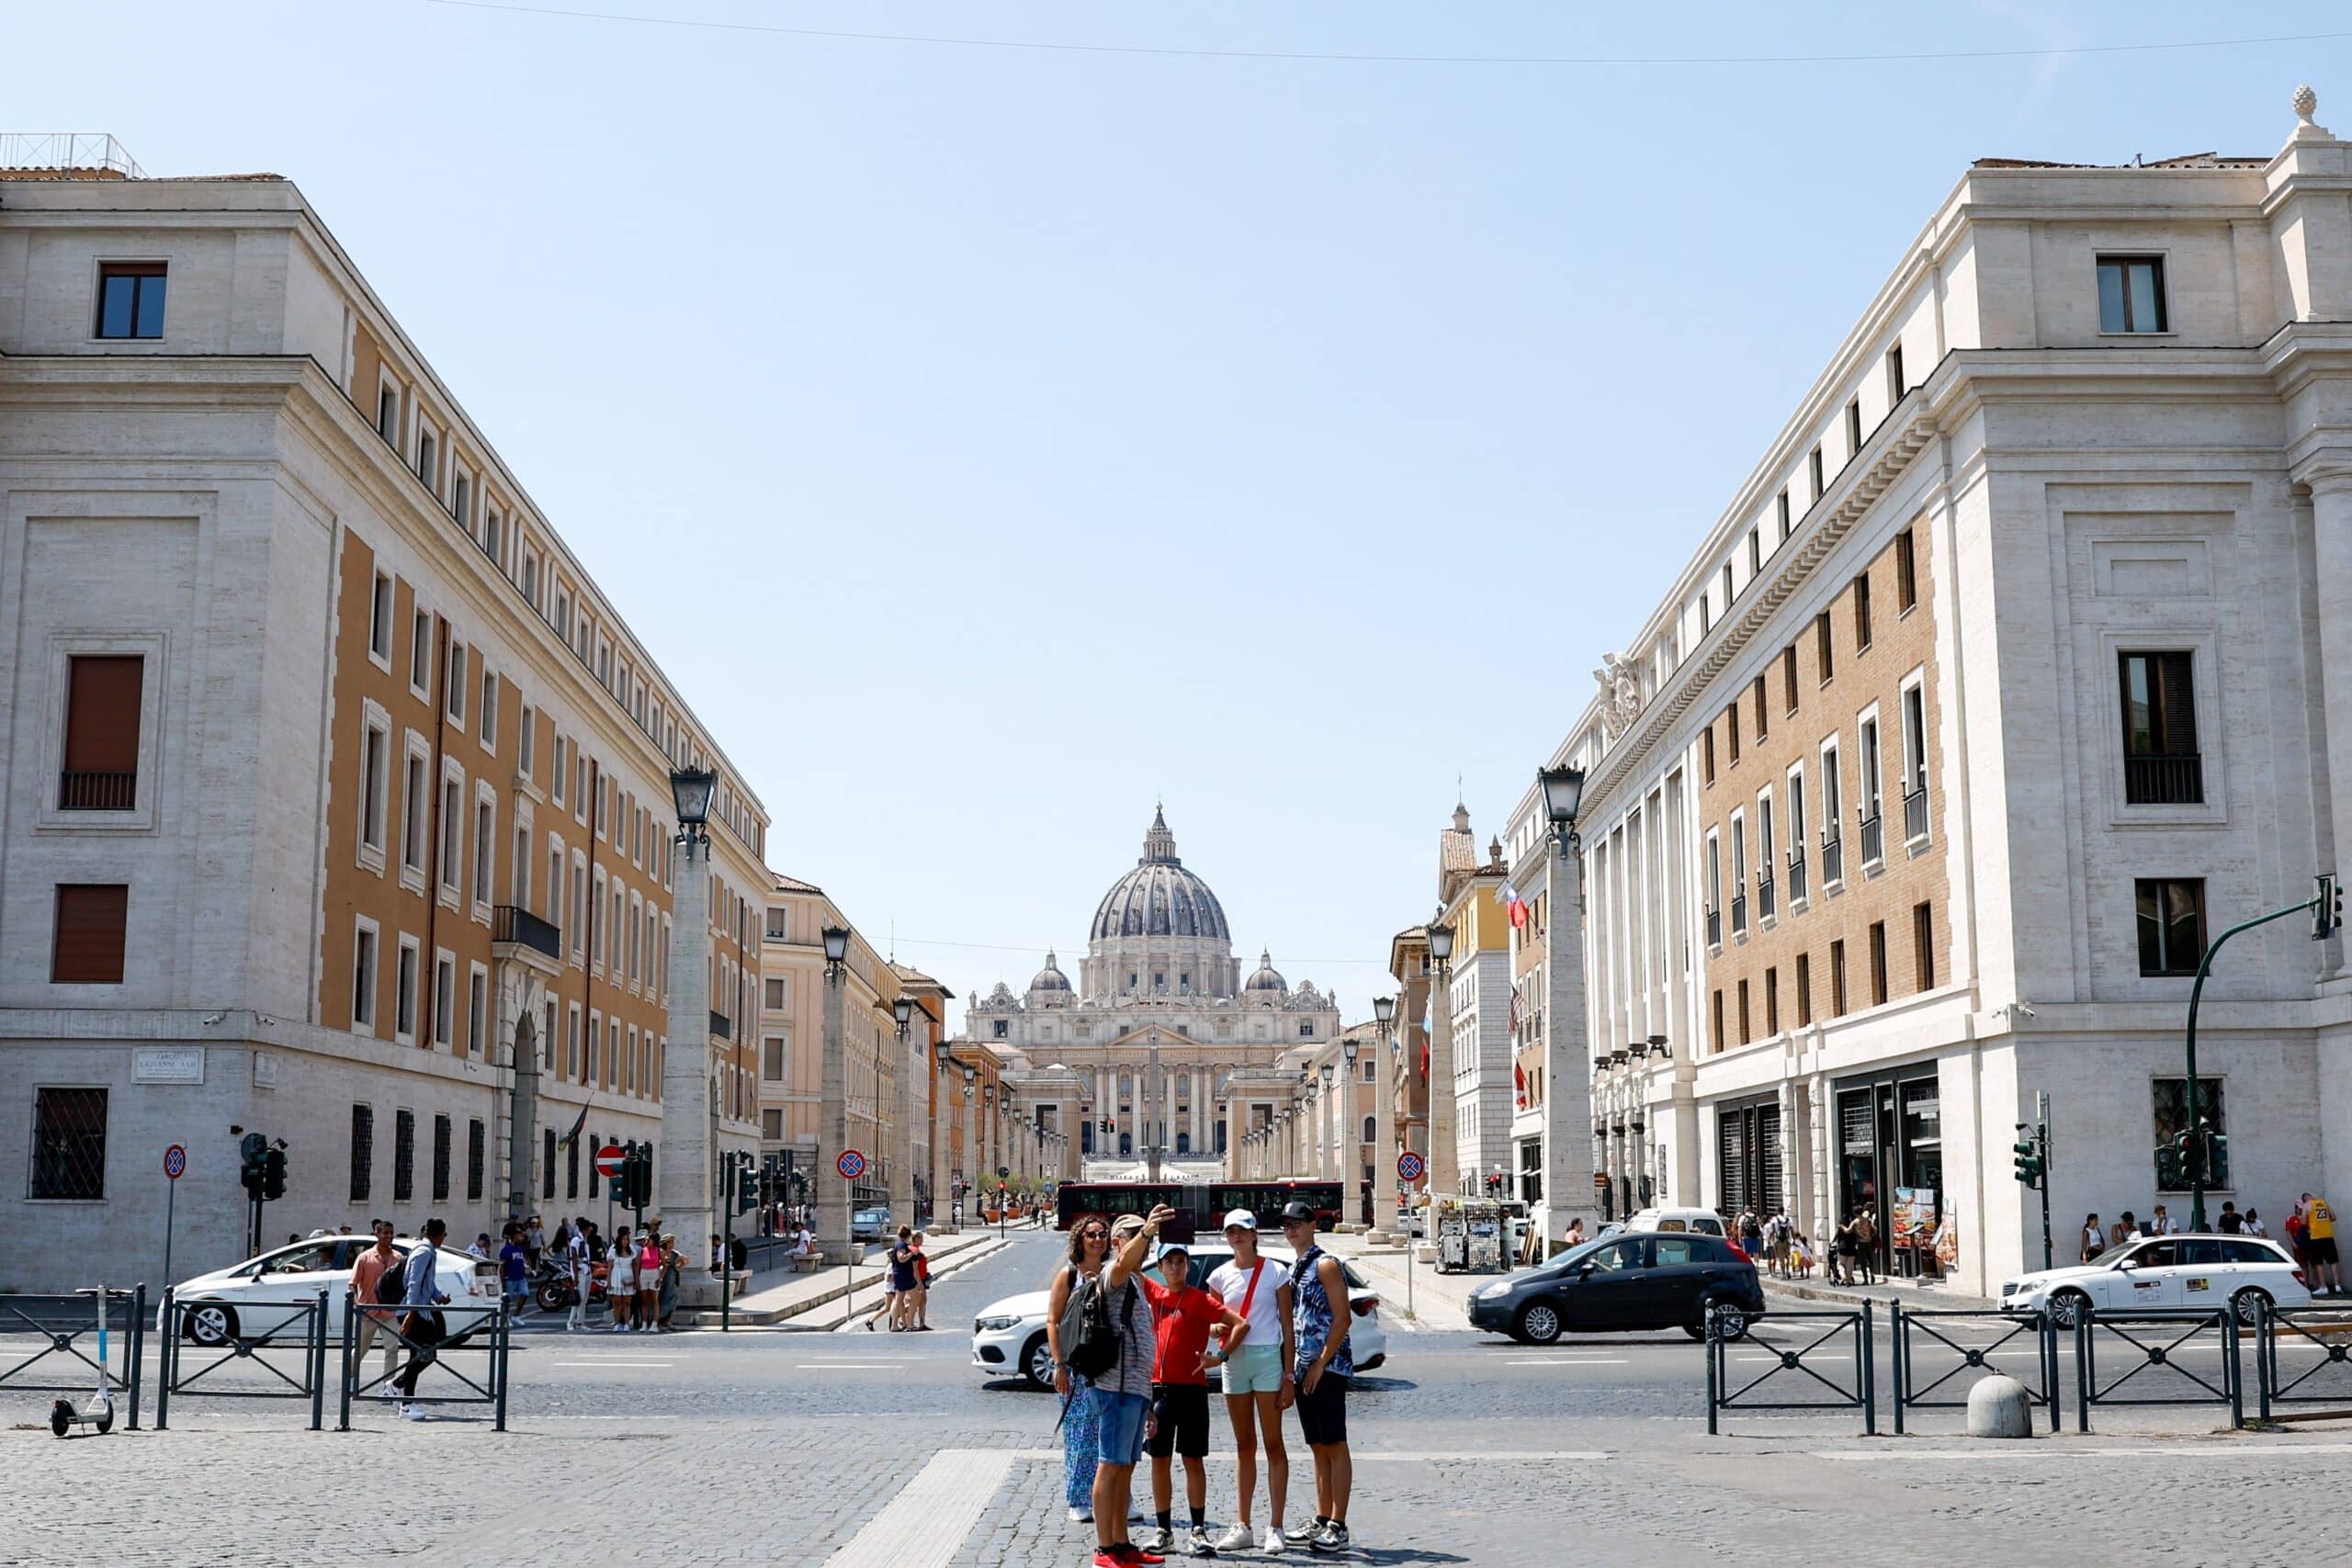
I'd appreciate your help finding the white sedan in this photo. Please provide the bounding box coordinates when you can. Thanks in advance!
[171,1235,497,1346]
[2000,1234,2310,1327]
[972,1242,1386,1391]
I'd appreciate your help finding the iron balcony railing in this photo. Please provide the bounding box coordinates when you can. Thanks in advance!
[58,771,136,810]
[1860,810,1884,866]
[1820,829,1843,887]
[2125,752,2204,806]
[491,905,561,960]
[1730,892,1748,937]
[1756,874,1775,922]
[1903,784,1929,844]
[1787,848,1807,904]
[1706,908,1722,948]
[710,1010,733,1042]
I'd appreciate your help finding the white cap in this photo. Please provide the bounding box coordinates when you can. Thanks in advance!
[1220,1208,1258,1234]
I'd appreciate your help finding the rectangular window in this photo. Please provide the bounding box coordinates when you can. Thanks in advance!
[1887,343,1906,400]
[431,1112,452,1202]
[378,384,400,441]
[1722,562,1735,608]
[1795,952,1813,1024]
[416,429,437,494]
[1747,528,1761,577]
[1815,611,1834,683]
[393,1109,415,1202]
[1860,717,1883,823]
[1913,901,1935,990]
[401,753,427,873]
[2136,878,2208,976]
[763,1035,786,1080]
[1702,727,1717,784]
[411,610,432,692]
[764,976,787,1010]
[1752,674,1768,741]
[481,671,497,750]
[433,954,455,1047]
[29,1088,107,1199]
[370,571,395,661]
[765,905,790,940]
[1706,833,1722,925]
[469,968,487,1056]
[396,942,419,1039]
[349,1104,373,1201]
[1902,682,1930,839]
[2120,651,2202,804]
[1699,591,1711,633]
[353,924,379,1030]
[467,1118,485,1202]
[2152,1077,2226,1191]
[1727,704,1741,763]
[1845,396,1863,459]
[447,644,467,725]
[1895,526,1917,611]
[587,1128,601,1197]
[2097,254,2167,333]
[440,778,461,889]
[1737,979,1751,1044]
[51,884,128,984]
[1711,988,1724,1054]
[472,799,492,903]
[94,262,166,339]
[60,653,142,810]
[1764,967,1780,1034]
[1777,487,1792,539]
[452,472,471,526]
[518,705,537,779]
[1853,570,1873,650]
[1809,444,1825,501]
[484,510,503,566]
[564,1131,579,1199]
[551,736,567,804]
[1830,940,1849,1016]
[1782,646,1798,714]
[1868,921,1889,1006]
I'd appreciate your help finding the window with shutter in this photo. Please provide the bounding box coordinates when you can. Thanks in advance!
[31,1088,108,1199]
[2119,651,2203,804]
[61,655,142,810]
[467,1118,486,1201]
[393,1109,415,1201]
[432,1113,452,1201]
[51,885,129,983]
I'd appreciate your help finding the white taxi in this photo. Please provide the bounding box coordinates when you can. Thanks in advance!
[2000,1234,2310,1327]
[170,1235,497,1345]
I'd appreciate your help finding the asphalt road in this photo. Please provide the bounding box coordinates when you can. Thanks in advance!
[6,1228,2352,1565]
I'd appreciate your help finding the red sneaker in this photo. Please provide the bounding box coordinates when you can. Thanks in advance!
[1093,1551,1123,1568]
[1128,1545,1166,1565]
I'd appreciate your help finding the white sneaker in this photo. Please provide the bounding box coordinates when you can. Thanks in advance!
[1138,1528,1173,1553]
[399,1403,427,1421]
[1263,1525,1288,1554]
[1068,1506,1093,1524]
[1214,1523,1254,1553]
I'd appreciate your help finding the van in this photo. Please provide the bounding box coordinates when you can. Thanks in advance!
[1622,1207,1729,1238]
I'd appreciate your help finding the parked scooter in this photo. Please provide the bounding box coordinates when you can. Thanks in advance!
[532,1258,610,1315]
[48,1284,116,1437]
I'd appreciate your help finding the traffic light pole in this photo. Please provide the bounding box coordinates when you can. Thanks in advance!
[2182,877,2334,1231]
[721,1157,735,1336]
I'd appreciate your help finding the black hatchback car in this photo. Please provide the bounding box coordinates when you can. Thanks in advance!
[1465,1231,1765,1345]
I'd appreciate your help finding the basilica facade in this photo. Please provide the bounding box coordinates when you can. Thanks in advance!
[977,809,1339,1176]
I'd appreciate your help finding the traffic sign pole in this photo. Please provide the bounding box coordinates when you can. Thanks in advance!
[161,1144,187,1293]
[835,1149,868,1329]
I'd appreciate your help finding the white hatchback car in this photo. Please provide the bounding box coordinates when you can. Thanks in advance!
[171,1235,498,1346]
[973,1242,1387,1391]
[2000,1234,2311,1327]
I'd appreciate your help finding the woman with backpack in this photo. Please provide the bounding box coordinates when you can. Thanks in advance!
[1047,1217,1114,1524]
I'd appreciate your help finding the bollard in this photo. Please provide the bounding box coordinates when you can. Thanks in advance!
[1967,1373,2034,1438]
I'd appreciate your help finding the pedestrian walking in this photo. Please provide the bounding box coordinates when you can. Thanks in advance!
[498,1224,530,1316]
[2288,1202,2310,1271]
[1562,1216,1587,1248]
[565,1219,593,1331]
[391,1218,452,1420]
[1204,1208,1294,1554]
[657,1235,683,1330]
[2304,1193,2343,1295]
[2080,1214,2104,1264]
[526,1215,547,1269]
[1136,1241,1244,1558]
[910,1231,933,1330]
[1279,1201,1353,1556]
[1048,1217,1113,1527]
[635,1230,662,1328]
[608,1225,638,1331]
[884,1225,917,1331]
[348,1218,402,1391]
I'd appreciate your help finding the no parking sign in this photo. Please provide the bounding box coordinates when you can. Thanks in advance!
[1396,1150,1426,1184]
[837,1148,867,1181]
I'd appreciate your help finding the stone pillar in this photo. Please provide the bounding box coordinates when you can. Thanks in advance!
[1542,836,1600,1252]
[503,973,540,1223]
[1429,959,1458,1196]
[890,1023,913,1226]
[659,833,717,1276]
[929,1057,954,1233]
[819,947,854,1263]
[2310,473,2352,925]
[1371,1020,1398,1241]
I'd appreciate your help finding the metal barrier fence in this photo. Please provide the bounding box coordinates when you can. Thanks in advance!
[0,1285,146,1430]
[2072,1306,2242,1432]
[1706,1302,1875,1435]
[2255,1303,2352,1422]
[339,1298,512,1430]
[155,1287,330,1430]
[1889,1303,2058,1434]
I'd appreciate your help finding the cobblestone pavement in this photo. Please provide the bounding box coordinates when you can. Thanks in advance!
[6,1229,2349,1566]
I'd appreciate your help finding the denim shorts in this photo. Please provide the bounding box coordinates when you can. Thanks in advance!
[1091,1387,1150,1467]
[1222,1342,1285,1395]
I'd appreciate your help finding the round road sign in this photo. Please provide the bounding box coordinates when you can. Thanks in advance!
[837,1148,867,1181]
[996,1165,1011,1179]
[594,1144,627,1179]
[1396,1150,1425,1184]
[163,1144,187,1181]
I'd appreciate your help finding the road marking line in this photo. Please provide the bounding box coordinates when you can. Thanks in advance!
[794,1362,904,1370]
[550,1360,673,1367]
[822,1448,1016,1568]
[1504,1358,1629,1366]
[1354,1450,1612,1461]
[1815,1443,2352,1460]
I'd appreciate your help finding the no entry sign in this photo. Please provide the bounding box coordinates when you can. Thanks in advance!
[1396,1150,1426,1184]
[163,1144,187,1180]
[837,1147,867,1180]
[594,1144,627,1179]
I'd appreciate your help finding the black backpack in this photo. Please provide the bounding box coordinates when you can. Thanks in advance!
[1058,1268,1129,1382]
[374,1251,408,1306]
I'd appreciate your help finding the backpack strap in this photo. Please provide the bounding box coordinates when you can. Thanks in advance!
[1238,1258,1264,1319]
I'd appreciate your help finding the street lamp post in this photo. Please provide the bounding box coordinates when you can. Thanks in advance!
[1371,995,1397,1241]
[1342,1032,1364,1225]
[1427,910,1456,1194]
[1146,1034,1164,1182]
[659,767,720,1296]
[930,1036,956,1233]
[819,923,854,1265]
[890,996,915,1228]
[1536,761,1597,1258]
[957,1068,975,1227]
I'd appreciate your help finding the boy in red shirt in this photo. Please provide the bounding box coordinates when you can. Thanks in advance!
[1137,1242,1246,1558]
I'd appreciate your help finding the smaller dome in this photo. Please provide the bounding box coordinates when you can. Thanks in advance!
[1244,948,1287,994]
[1029,951,1072,994]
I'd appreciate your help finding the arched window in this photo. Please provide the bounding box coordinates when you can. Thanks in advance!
[1362,1115,1377,1144]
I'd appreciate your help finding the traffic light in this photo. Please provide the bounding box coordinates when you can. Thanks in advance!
[239,1132,268,1198]
[2319,874,2343,941]
[261,1146,288,1201]
[2206,1127,2230,1187]
[736,1153,759,1214]
[2011,1134,2043,1189]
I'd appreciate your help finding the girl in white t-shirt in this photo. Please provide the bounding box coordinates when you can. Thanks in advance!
[1201,1211,1297,1554]
[608,1226,639,1330]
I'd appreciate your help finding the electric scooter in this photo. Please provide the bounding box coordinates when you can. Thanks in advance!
[48,1283,116,1438]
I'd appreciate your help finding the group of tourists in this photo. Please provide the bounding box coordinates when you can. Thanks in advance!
[1047,1201,1353,1564]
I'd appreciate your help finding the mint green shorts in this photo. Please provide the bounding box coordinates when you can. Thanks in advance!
[1222,1341,1284,1395]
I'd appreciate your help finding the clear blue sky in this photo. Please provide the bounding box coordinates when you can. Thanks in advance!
[17,4,2344,1020]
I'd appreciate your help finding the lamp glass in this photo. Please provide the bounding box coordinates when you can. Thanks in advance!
[1373,994,1395,1025]
[1342,1035,1360,1064]
[1427,916,1454,964]
[821,924,850,964]
[668,765,718,828]
[893,996,914,1029]
[1538,762,1586,829]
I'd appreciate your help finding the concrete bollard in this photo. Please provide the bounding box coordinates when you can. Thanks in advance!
[1967,1374,2035,1438]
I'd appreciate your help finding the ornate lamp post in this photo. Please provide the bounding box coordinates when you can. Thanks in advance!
[658,766,719,1287]
[819,923,854,1263]
[1534,761,1595,1257]
[1426,910,1456,1194]
[929,1034,956,1231]
[1371,995,1398,1238]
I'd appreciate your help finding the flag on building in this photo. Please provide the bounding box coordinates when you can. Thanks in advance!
[1514,1060,1528,1110]
[557,1098,590,1150]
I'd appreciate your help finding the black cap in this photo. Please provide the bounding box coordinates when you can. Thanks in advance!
[1279,1201,1316,1224]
